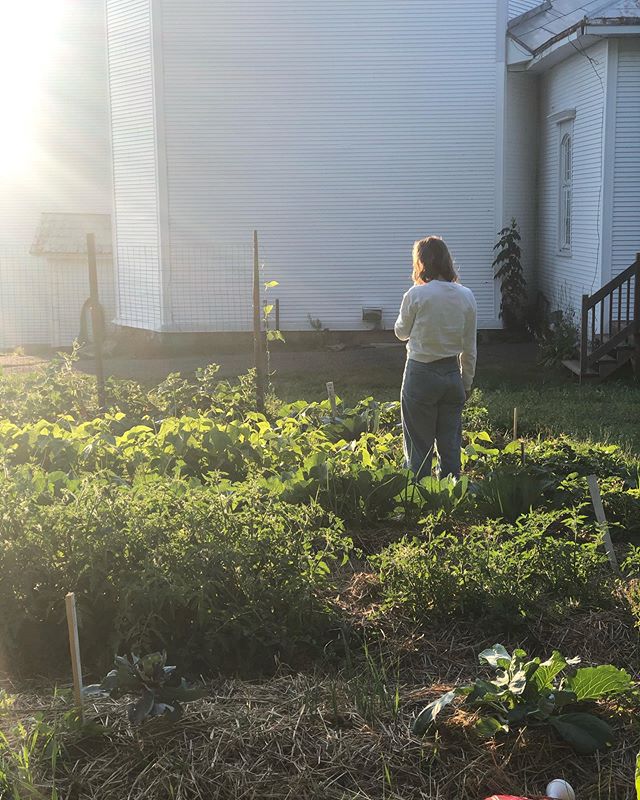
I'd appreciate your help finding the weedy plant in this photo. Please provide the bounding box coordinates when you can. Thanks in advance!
[85,651,207,725]
[493,218,527,332]
[412,644,632,754]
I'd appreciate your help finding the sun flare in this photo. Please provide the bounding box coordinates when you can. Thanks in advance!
[0,0,64,179]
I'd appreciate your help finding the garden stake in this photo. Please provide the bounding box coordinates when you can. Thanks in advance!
[513,406,518,440]
[587,475,620,576]
[65,592,85,721]
[326,381,337,418]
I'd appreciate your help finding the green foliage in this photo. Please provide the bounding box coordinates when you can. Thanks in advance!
[0,476,352,675]
[493,219,527,331]
[374,512,611,625]
[471,465,555,522]
[84,651,206,724]
[413,644,631,754]
[536,307,579,366]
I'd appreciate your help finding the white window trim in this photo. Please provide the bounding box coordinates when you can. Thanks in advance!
[558,120,574,256]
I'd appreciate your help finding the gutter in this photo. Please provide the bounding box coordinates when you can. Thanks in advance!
[508,14,640,69]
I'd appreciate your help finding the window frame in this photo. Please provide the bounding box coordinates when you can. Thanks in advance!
[558,121,574,256]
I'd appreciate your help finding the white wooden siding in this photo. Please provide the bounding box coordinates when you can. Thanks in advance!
[611,39,640,281]
[106,0,162,330]
[158,0,501,331]
[509,0,541,20]
[537,40,607,315]
[504,72,539,294]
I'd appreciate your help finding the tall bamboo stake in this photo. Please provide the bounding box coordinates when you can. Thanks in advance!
[253,231,265,413]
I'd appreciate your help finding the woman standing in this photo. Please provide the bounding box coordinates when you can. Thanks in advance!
[394,236,477,480]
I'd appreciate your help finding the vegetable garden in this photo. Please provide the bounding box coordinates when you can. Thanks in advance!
[1,355,640,799]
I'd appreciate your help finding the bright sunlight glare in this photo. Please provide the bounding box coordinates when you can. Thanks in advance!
[0,0,65,179]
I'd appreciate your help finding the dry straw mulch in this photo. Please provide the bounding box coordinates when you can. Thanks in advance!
[3,658,639,800]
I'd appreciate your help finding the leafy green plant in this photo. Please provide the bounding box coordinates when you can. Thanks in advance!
[414,475,469,517]
[374,513,611,625]
[413,644,631,754]
[536,307,579,366]
[493,219,527,331]
[472,466,554,522]
[0,477,352,676]
[85,651,206,724]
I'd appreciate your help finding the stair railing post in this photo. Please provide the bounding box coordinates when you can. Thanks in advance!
[634,254,640,381]
[580,294,589,377]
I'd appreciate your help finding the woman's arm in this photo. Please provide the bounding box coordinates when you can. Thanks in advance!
[460,294,477,392]
[394,291,416,341]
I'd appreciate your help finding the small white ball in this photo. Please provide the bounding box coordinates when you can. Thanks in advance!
[546,778,576,800]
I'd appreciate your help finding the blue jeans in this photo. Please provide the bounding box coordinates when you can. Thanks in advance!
[401,357,465,480]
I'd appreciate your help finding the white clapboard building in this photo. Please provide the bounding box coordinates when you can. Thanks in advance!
[0,1,638,347]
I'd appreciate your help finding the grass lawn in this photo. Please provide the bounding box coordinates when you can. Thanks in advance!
[274,360,640,454]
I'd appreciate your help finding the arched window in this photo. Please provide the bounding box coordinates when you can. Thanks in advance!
[559,131,573,252]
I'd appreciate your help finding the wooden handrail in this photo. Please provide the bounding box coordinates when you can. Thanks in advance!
[583,255,640,311]
[579,253,640,377]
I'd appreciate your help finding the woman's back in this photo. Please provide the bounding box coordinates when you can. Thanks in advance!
[394,279,476,368]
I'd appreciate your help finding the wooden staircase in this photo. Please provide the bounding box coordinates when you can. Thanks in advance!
[563,253,640,382]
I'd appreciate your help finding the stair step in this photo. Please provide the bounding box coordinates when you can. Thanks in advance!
[562,359,597,377]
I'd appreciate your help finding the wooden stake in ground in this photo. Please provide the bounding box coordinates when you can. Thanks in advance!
[587,475,621,576]
[252,230,266,413]
[326,381,337,418]
[513,407,518,441]
[87,233,106,412]
[65,592,85,720]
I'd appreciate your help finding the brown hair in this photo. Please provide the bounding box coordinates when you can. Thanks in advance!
[412,236,458,285]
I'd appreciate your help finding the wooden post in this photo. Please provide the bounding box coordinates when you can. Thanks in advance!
[87,233,106,412]
[326,381,337,418]
[580,294,589,379]
[634,255,640,381]
[253,231,265,413]
[512,407,518,441]
[65,592,84,720]
[587,475,620,576]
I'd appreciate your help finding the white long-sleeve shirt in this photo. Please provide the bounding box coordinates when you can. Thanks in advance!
[394,280,478,391]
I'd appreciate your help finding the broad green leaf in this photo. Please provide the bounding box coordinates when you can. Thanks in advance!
[264,280,279,288]
[128,689,155,725]
[550,712,614,755]
[413,689,462,736]
[468,679,502,702]
[565,666,631,701]
[532,651,568,691]
[508,668,528,696]
[475,716,507,738]
[635,751,640,800]
[479,644,511,669]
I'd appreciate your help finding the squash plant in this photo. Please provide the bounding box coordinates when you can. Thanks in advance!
[413,644,631,754]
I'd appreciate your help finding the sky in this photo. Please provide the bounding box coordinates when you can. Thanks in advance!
[0,0,66,179]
